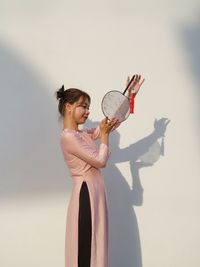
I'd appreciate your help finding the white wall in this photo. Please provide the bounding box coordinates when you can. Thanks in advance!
[1,1,200,266]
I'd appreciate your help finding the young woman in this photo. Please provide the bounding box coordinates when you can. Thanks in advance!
[56,75,144,267]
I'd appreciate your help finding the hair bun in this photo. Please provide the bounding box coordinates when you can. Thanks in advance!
[56,85,65,100]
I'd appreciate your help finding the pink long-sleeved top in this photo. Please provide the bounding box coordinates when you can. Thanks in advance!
[60,126,110,177]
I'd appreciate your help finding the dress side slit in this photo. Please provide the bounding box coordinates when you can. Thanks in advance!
[78,181,92,267]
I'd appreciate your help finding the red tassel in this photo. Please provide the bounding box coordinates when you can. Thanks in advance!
[130,94,135,113]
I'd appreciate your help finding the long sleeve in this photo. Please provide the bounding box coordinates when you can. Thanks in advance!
[60,131,110,168]
[85,126,101,140]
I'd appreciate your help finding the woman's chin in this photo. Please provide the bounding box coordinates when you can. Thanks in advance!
[79,117,88,124]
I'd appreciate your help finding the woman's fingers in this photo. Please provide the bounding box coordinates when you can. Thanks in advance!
[139,78,145,86]
[126,73,145,98]
[107,117,119,130]
[100,117,119,134]
[109,121,118,131]
[102,117,108,124]
[126,76,130,86]
[100,117,109,128]
[128,74,145,95]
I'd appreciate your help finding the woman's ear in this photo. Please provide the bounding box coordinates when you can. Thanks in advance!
[65,103,72,113]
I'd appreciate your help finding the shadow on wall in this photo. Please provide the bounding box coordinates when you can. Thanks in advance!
[180,20,200,128]
[0,41,72,201]
[86,117,170,267]
[181,20,200,85]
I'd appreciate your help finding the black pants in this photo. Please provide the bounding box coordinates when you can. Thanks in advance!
[78,182,92,267]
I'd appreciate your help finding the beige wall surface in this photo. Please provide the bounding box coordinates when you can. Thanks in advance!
[1,1,200,266]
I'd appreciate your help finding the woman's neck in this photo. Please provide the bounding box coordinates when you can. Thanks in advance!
[63,117,79,131]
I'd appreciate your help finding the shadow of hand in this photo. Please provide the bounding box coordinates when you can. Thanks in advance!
[154,118,170,138]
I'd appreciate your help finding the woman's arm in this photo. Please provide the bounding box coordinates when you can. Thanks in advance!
[86,121,121,140]
[60,131,110,168]
[60,118,118,168]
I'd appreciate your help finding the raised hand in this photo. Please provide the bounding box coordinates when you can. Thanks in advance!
[126,74,145,99]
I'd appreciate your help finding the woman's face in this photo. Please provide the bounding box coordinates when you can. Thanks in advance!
[68,96,90,124]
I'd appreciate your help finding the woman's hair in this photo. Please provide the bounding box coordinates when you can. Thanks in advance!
[55,85,91,117]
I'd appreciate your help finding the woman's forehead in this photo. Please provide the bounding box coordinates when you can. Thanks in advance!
[78,96,90,105]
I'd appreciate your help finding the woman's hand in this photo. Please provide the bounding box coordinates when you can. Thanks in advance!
[100,117,119,135]
[127,74,145,99]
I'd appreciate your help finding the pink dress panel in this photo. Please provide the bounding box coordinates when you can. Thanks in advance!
[60,127,110,267]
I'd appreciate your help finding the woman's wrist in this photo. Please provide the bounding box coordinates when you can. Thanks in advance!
[100,132,109,145]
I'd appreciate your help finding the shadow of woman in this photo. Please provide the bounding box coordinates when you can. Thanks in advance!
[86,117,170,267]
[105,117,170,267]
